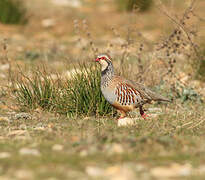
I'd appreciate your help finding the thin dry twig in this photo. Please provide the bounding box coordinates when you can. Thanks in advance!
[156,0,199,57]
[187,118,205,129]
[1,39,13,83]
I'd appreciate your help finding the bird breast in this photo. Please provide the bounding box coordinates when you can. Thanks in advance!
[101,86,116,104]
[101,82,145,108]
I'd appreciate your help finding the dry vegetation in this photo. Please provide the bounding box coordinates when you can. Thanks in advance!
[0,0,205,179]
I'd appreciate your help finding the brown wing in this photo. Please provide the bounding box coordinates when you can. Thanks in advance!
[112,76,148,107]
[114,76,170,102]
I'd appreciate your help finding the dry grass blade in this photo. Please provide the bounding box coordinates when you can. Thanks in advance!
[187,118,205,129]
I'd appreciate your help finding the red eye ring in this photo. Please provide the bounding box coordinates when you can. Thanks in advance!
[95,56,107,62]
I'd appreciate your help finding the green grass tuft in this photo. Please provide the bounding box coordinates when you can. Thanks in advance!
[116,0,153,12]
[54,64,114,117]
[196,47,205,81]
[15,72,56,110]
[0,0,28,24]
[14,64,114,117]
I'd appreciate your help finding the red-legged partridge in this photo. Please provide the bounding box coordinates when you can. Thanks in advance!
[95,54,171,120]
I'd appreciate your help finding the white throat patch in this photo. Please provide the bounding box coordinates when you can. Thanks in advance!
[100,60,108,71]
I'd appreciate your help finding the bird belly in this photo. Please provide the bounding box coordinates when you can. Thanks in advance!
[112,102,135,113]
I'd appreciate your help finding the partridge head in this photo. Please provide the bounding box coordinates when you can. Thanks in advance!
[95,54,112,71]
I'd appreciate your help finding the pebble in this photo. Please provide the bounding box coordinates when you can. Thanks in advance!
[105,165,136,180]
[109,143,124,154]
[118,117,137,127]
[52,144,63,151]
[0,152,11,159]
[0,117,9,121]
[51,0,81,7]
[41,18,55,28]
[79,149,88,157]
[150,163,192,178]
[0,64,9,71]
[86,166,104,177]
[13,113,31,120]
[19,148,40,156]
[15,169,33,179]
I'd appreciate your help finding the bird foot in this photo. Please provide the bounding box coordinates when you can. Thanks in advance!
[117,116,125,120]
[139,106,149,120]
[117,117,137,127]
[141,113,149,120]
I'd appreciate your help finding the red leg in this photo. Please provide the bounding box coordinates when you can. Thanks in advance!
[139,106,149,120]
[141,113,149,120]
[117,110,127,120]
[117,116,125,120]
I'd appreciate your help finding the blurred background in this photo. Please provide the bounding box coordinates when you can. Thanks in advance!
[0,1,205,179]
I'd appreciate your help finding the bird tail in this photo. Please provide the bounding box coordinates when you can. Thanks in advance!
[155,96,171,102]
[146,89,171,102]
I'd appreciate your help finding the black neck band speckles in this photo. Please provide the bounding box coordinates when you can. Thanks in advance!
[101,61,114,88]
[101,66,109,76]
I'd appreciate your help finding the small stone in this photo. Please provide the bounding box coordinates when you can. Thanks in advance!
[79,149,88,157]
[105,165,136,180]
[41,18,55,28]
[51,0,81,7]
[109,143,124,154]
[13,113,31,120]
[86,166,104,177]
[0,64,9,71]
[15,169,33,179]
[118,117,137,127]
[0,152,11,159]
[19,148,40,156]
[150,163,192,178]
[0,73,6,79]
[52,144,63,151]
[0,117,9,121]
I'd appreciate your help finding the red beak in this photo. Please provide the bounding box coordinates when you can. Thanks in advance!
[95,58,100,62]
